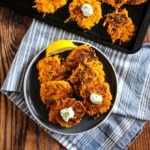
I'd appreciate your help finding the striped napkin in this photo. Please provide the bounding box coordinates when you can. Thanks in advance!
[1,19,150,150]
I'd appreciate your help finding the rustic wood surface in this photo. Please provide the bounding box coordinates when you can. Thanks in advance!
[0,6,150,150]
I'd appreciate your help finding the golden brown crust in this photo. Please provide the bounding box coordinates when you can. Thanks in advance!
[81,81,112,116]
[100,0,127,8]
[69,59,105,95]
[49,98,85,128]
[36,55,67,83]
[103,8,137,44]
[33,0,67,15]
[66,0,102,30]
[65,44,98,71]
[40,81,73,106]
[126,0,148,5]
[100,0,148,8]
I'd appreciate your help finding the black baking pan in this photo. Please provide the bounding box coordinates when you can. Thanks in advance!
[0,0,150,54]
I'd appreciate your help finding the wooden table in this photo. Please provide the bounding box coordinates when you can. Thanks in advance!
[0,6,150,150]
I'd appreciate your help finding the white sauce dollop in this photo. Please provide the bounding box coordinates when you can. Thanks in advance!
[81,4,93,17]
[60,107,74,122]
[90,93,103,104]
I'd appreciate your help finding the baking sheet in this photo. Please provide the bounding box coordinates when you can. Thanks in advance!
[0,0,150,53]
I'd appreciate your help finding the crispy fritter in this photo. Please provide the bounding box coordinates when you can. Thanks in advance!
[65,0,102,30]
[100,0,127,8]
[65,44,98,71]
[81,81,112,116]
[40,81,73,106]
[103,8,137,44]
[127,0,148,5]
[33,0,67,16]
[100,0,148,8]
[36,55,67,83]
[49,98,85,128]
[69,59,105,95]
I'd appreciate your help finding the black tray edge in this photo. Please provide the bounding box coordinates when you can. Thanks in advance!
[132,2,150,53]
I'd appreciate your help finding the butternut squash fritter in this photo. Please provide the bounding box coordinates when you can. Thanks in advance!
[36,55,67,83]
[33,0,67,16]
[100,0,148,8]
[65,0,102,30]
[127,0,148,5]
[49,98,86,128]
[81,81,112,117]
[103,8,137,44]
[69,59,105,95]
[40,81,73,106]
[100,0,127,8]
[65,44,98,71]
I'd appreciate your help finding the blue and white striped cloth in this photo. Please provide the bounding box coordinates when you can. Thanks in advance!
[1,20,150,150]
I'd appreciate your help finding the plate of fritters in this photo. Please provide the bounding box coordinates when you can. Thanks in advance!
[23,40,117,135]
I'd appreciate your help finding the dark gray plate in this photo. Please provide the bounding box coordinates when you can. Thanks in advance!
[23,40,118,135]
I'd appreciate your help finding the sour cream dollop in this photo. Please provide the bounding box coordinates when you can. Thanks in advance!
[81,4,93,17]
[60,107,74,122]
[90,93,103,104]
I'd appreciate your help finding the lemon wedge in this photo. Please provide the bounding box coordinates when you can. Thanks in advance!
[46,39,77,57]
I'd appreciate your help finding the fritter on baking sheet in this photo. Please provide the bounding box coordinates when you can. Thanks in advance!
[49,98,86,128]
[33,0,67,16]
[40,81,73,106]
[36,55,67,83]
[65,0,102,30]
[65,44,98,71]
[103,8,137,44]
[100,0,127,8]
[126,0,148,5]
[69,59,105,95]
[81,81,112,117]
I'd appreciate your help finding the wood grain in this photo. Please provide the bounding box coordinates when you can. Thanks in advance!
[0,6,65,150]
[0,6,150,150]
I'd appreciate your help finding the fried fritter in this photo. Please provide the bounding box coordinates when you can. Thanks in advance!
[49,98,86,128]
[33,0,67,16]
[40,81,73,106]
[100,0,148,8]
[100,0,127,8]
[65,0,102,30]
[69,59,105,95]
[81,81,112,117]
[127,0,148,5]
[65,44,98,71]
[103,8,137,44]
[36,55,67,83]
